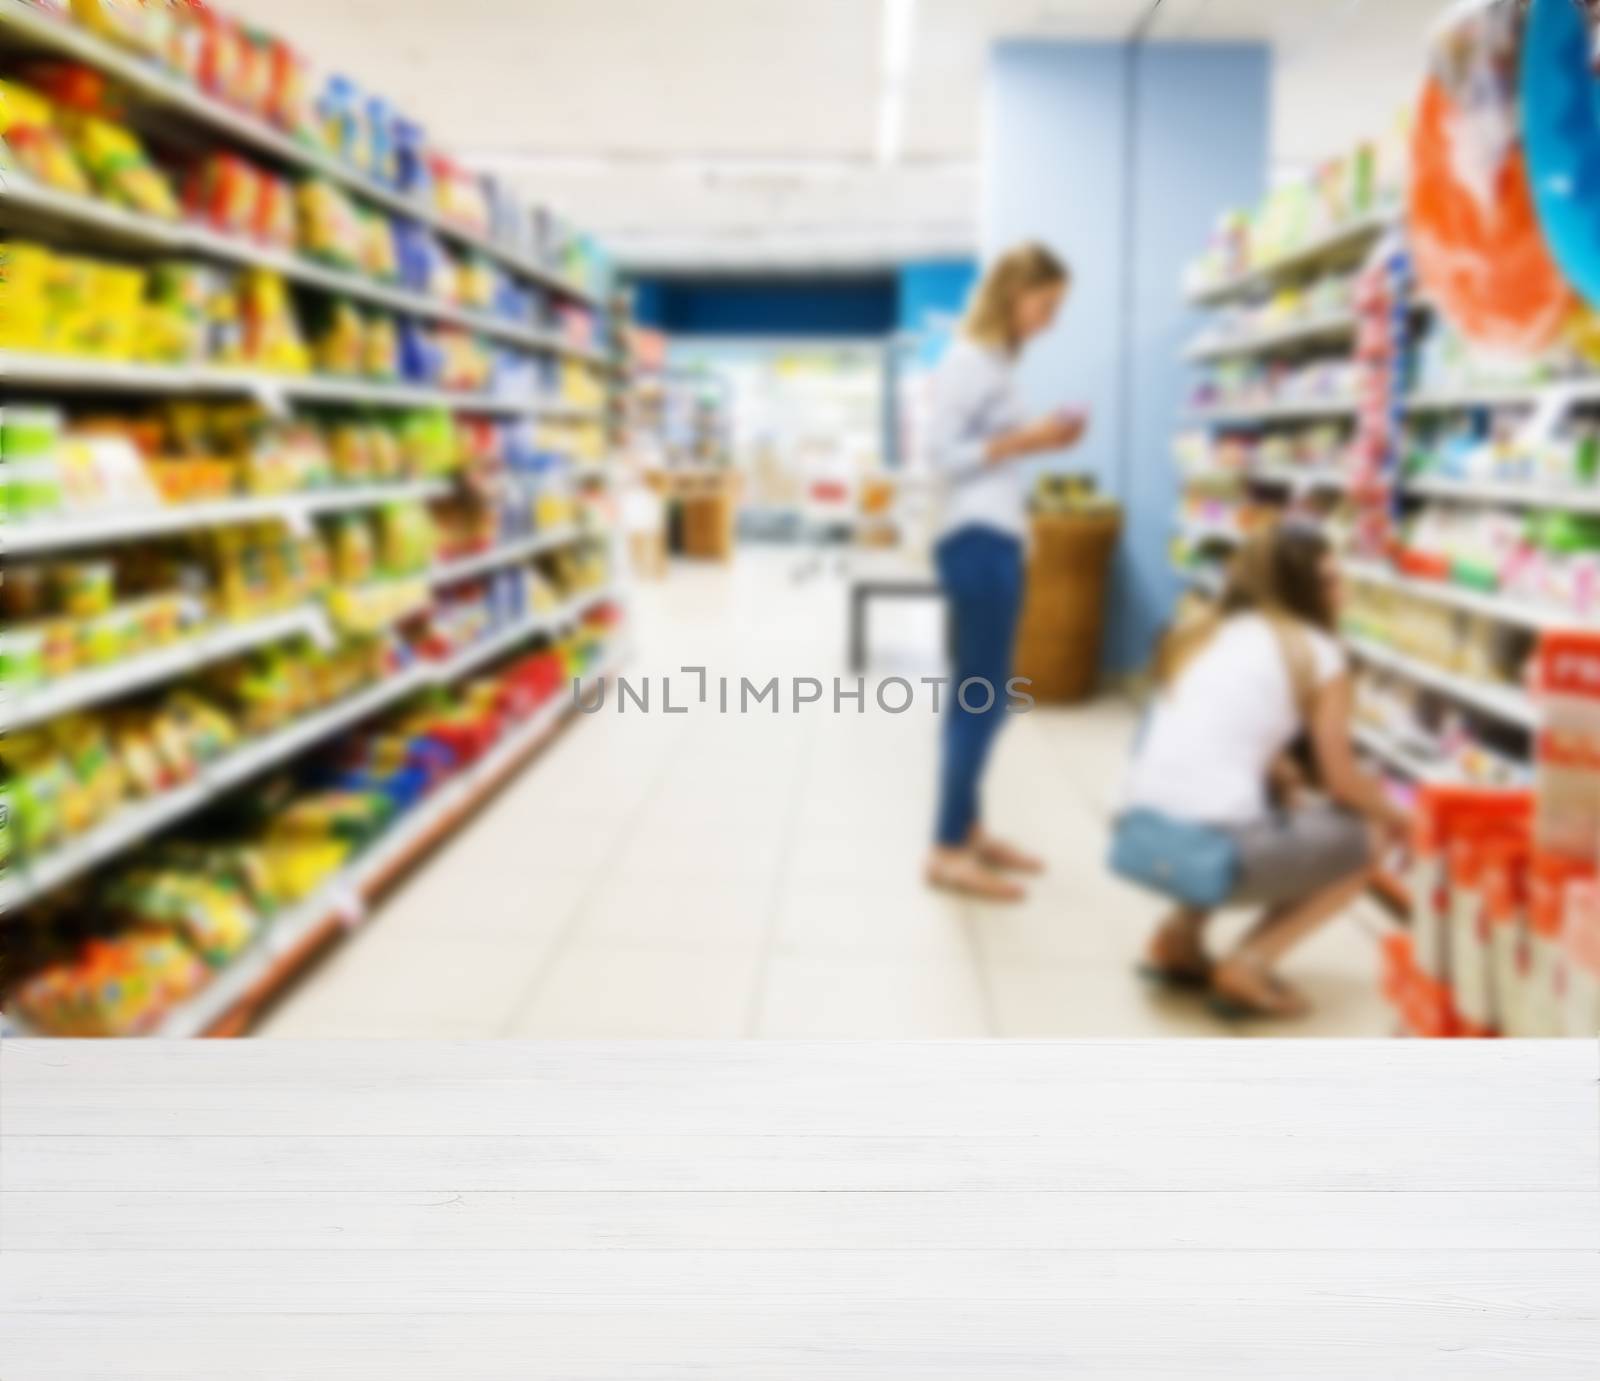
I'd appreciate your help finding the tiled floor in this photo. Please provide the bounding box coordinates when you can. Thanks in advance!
[258,550,1395,1039]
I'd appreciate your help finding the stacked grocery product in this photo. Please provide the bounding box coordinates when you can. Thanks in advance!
[1186,272,1359,359]
[3,402,460,527]
[1173,135,1403,592]
[1184,118,1408,299]
[1186,355,1361,419]
[1378,630,1600,1039]
[4,619,613,1037]
[0,0,628,1037]
[1,234,559,399]
[1,5,609,293]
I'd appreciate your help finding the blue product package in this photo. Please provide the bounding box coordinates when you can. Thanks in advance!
[366,96,395,187]
[319,75,360,165]
[392,221,430,293]
[397,319,440,386]
[395,120,430,197]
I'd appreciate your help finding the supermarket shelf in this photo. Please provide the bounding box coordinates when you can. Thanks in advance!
[1174,562,1224,595]
[151,656,619,1038]
[1352,723,1454,785]
[1403,383,1570,413]
[1342,558,1577,633]
[0,587,618,917]
[1179,461,1347,491]
[1251,462,1349,490]
[429,586,612,684]
[0,351,601,420]
[429,526,585,587]
[205,669,430,792]
[2,669,431,914]
[1177,519,1246,548]
[1405,474,1600,514]
[1183,310,1359,363]
[1179,467,1247,489]
[1184,211,1396,307]
[1184,397,1361,427]
[1344,635,1537,730]
[0,606,327,735]
[0,0,600,306]
[3,480,454,555]
[0,178,610,365]
[7,778,213,910]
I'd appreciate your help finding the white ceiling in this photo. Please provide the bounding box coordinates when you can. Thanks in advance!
[230,0,1445,270]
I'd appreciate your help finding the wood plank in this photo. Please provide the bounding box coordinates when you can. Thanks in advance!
[5,1130,1596,1194]
[9,1038,1587,1088]
[4,1308,1596,1380]
[5,1041,1592,1137]
[6,1189,1596,1253]
[5,1247,1596,1314]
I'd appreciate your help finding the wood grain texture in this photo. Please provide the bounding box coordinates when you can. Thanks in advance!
[2,1040,1597,1379]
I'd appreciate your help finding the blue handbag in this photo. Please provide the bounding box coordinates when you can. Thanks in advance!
[1108,809,1239,909]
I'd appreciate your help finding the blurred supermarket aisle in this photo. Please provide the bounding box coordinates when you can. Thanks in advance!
[258,551,1394,1039]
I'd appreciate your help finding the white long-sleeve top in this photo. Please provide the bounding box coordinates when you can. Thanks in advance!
[925,337,1028,540]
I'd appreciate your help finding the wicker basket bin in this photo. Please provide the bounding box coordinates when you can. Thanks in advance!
[1013,508,1123,704]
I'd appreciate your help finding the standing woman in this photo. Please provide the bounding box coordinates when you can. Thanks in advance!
[925,243,1086,901]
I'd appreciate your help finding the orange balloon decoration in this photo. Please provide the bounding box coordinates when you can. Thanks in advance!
[1410,63,1576,356]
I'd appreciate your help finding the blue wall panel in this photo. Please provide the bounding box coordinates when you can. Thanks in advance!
[1122,44,1270,674]
[982,40,1267,675]
[983,42,1129,497]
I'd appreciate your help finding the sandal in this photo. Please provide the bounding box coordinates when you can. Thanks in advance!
[925,851,1027,903]
[1208,957,1311,1021]
[1138,916,1213,990]
[1137,960,1213,992]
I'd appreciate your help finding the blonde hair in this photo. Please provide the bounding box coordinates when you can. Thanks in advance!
[964,242,1070,354]
[1156,525,1336,690]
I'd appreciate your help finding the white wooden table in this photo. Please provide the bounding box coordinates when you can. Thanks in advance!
[2,1040,1597,1378]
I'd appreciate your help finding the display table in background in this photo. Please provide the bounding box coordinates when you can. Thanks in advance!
[3,1040,1594,1378]
[647,467,742,561]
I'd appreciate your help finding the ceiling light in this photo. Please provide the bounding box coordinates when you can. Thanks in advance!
[882,0,917,86]
[876,0,918,165]
[875,92,905,167]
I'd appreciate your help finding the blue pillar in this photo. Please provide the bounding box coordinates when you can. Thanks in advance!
[983,40,1268,676]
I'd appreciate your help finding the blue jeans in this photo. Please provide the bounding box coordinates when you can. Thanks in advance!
[934,525,1024,848]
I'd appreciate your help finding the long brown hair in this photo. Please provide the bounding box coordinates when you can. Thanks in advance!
[1156,524,1336,688]
[964,242,1070,355]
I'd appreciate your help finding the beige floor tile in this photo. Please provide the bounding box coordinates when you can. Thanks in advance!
[755,954,990,1038]
[609,825,785,880]
[264,933,549,1036]
[773,876,977,963]
[444,800,632,877]
[361,864,593,945]
[505,944,761,1038]
[572,872,775,949]
[966,876,1135,966]
[253,1007,493,1040]
[984,961,1233,1038]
